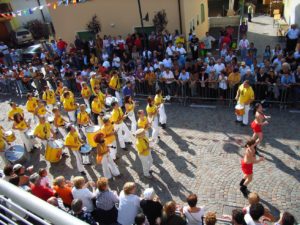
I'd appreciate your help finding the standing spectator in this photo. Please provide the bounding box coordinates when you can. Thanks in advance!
[162,67,175,96]
[160,201,186,225]
[240,21,248,36]
[0,42,12,67]
[71,176,96,213]
[183,194,205,225]
[53,176,73,208]
[247,4,254,22]
[57,38,68,56]
[140,188,163,225]
[263,45,271,61]
[202,32,216,54]
[239,35,250,60]
[286,24,299,53]
[71,199,97,225]
[117,182,141,225]
[275,212,296,225]
[190,33,199,60]
[244,203,265,225]
[205,212,217,225]
[29,173,54,201]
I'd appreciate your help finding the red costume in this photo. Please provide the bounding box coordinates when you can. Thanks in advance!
[241,159,253,175]
[251,121,262,133]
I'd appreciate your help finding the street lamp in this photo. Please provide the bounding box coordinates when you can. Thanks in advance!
[137,0,147,48]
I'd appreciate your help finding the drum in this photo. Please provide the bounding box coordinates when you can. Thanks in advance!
[5,131,16,143]
[86,108,91,114]
[80,144,93,165]
[48,115,54,123]
[85,126,101,148]
[45,140,64,163]
[25,129,35,139]
[235,104,245,116]
[5,145,26,164]
[105,96,118,107]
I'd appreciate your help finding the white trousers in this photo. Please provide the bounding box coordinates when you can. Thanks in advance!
[83,98,90,109]
[158,104,167,125]
[114,122,131,148]
[72,150,85,172]
[19,129,34,152]
[236,104,250,125]
[127,111,137,133]
[107,140,117,160]
[101,153,120,179]
[68,110,76,123]
[115,91,123,107]
[149,116,159,143]
[139,153,153,176]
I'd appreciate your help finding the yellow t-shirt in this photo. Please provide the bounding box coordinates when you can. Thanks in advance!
[36,106,47,116]
[54,115,65,127]
[81,87,91,99]
[14,120,28,131]
[109,76,121,90]
[228,72,241,85]
[125,103,134,113]
[137,117,149,130]
[64,131,81,151]
[136,137,150,156]
[92,100,103,114]
[100,123,115,145]
[34,123,51,140]
[56,86,63,96]
[154,94,163,106]
[26,98,38,113]
[8,107,24,120]
[97,92,105,106]
[42,90,56,105]
[238,84,255,104]
[110,108,123,124]
[0,138,6,152]
[77,111,90,125]
[63,98,76,111]
[146,105,157,117]
[90,78,97,94]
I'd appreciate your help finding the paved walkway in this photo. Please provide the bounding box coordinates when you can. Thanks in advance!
[0,95,299,221]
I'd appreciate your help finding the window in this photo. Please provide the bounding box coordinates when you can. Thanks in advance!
[197,15,200,25]
[190,22,193,32]
[201,4,205,23]
[192,19,195,30]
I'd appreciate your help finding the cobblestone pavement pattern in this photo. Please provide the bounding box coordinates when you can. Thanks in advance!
[0,95,299,221]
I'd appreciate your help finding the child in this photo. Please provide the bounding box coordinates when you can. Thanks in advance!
[101,116,117,160]
[34,100,48,122]
[26,93,38,122]
[63,91,77,123]
[42,85,56,111]
[39,168,50,188]
[81,82,92,109]
[91,96,103,125]
[52,107,67,133]
[137,110,149,138]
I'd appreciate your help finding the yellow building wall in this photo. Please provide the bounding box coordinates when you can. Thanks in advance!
[181,0,209,39]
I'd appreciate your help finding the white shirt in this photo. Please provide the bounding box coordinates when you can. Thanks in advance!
[144,66,154,72]
[179,72,190,81]
[219,75,228,90]
[117,191,140,225]
[176,47,186,55]
[162,58,172,68]
[0,44,9,54]
[102,53,109,61]
[163,71,175,84]
[40,176,50,187]
[239,39,250,49]
[166,46,176,56]
[183,206,205,225]
[102,60,111,68]
[112,57,121,68]
[72,188,95,212]
[213,63,225,74]
[203,36,215,49]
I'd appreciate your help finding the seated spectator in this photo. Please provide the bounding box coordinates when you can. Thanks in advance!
[13,164,30,186]
[94,177,119,224]
[29,173,54,201]
[71,176,96,213]
[183,194,205,225]
[140,188,163,225]
[205,212,217,225]
[160,201,186,225]
[70,199,97,225]
[117,182,140,225]
[53,176,73,208]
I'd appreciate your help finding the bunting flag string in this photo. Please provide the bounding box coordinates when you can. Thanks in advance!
[0,0,91,18]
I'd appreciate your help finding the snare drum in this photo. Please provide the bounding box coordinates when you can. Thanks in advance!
[25,129,35,139]
[105,96,118,107]
[85,126,101,148]
[48,115,54,123]
[5,145,26,164]
[235,104,245,116]
[80,144,92,165]
[5,131,16,143]
[45,140,64,163]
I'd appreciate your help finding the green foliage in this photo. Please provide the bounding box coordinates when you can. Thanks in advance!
[24,20,49,39]
[152,10,168,33]
[86,15,101,34]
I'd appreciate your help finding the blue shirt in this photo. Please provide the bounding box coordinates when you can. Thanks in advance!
[281,74,295,85]
[122,86,133,97]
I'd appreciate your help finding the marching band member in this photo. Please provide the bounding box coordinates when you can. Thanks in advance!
[52,107,67,133]
[12,113,35,152]
[146,97,159,143]
[124,95,137,133]
[154,89,167,129]
[25,93,38,122]
[93,86,106,109]
[42,85,56,111]
[63,91,77,123]
[34,100,48,121]
[109,71,123,106]
[135,128,153,179]
[110,101,131,151]
[33,116,55,149]
[64,124,85,175]
[94,133,120,179]
[0,126,8,162]
[8,102,24,121]
[91,96,104,125]
[77,104,91,139]
[55,80,64,97]
[235,80,254,126]
[101,116,117,160]
[137,110,150,138]
[81,82,92,109]
[90,72,99,95]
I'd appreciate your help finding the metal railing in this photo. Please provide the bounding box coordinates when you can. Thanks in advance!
[0,179,88,225]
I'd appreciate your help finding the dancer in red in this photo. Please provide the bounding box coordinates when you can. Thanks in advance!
[251,103,271,152]
[240,139,264,197]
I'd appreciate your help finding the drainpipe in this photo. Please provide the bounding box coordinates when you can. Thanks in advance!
[37,0,46,23]
[178,0,183,34]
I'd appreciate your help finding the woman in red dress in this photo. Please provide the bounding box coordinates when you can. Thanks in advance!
[251,103,271,150]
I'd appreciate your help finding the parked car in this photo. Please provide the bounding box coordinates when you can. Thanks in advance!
[11,28,34,46]
[21,42,53,62]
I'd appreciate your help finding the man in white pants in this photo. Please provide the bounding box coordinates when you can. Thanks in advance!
[154,89,167,129]
[109,71,123,107]
[135,129,153,178]
[64,124,86,175]
[235,80,255,126]
[110,102,131,151]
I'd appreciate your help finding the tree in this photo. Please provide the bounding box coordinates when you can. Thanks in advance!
[24,20,49,39]
[86,15,101,35]
[153,10,168,33]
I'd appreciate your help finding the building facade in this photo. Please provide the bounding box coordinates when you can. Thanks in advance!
[283,0,300,25]
[46,0,209,43]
